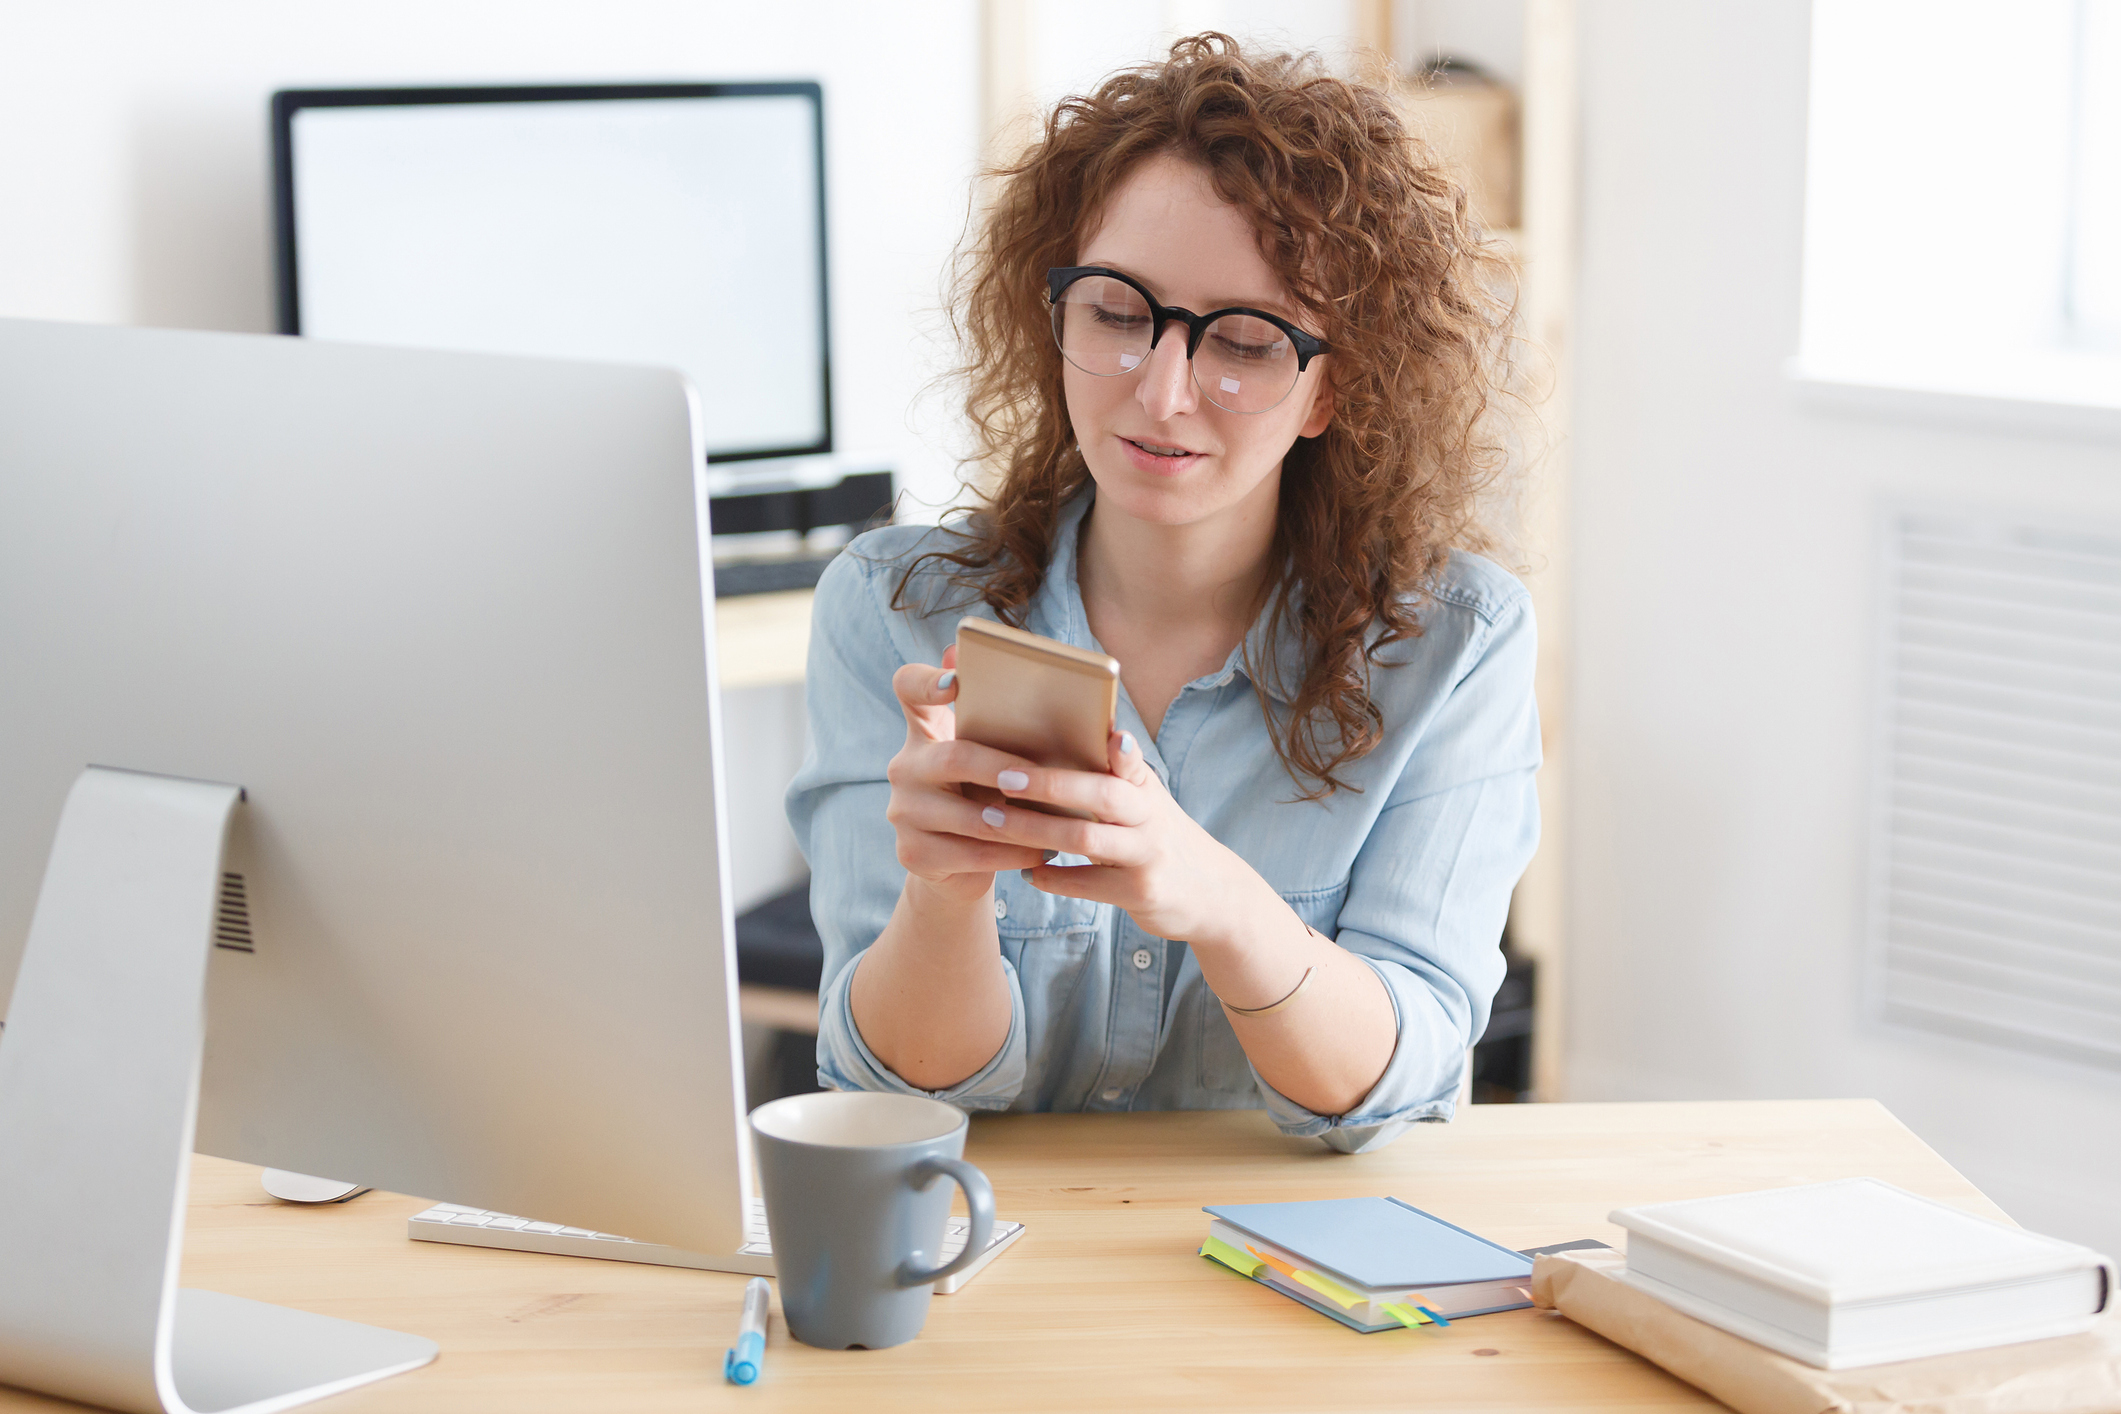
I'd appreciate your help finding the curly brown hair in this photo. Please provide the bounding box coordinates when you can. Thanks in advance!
[903,32,1520,796]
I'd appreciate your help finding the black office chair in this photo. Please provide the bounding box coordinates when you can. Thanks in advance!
[734,881,827,1105]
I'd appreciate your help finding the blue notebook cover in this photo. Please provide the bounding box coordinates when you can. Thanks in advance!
[1204,1196,1534,1292]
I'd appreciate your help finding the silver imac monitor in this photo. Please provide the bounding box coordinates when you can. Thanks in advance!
[0,318,749,1413]
[271,83,830,466]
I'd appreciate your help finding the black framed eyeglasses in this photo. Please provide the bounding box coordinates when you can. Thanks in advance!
[1045,266,1329,415]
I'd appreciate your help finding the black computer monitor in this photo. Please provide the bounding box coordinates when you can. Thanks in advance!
[271,82,832,466]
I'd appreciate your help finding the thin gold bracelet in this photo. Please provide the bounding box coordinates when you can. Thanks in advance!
[1219,928,1328,1018]
[1221,967,1314,1017]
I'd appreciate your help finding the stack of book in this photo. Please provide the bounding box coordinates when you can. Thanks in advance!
[1199,1196,1539,1333]
[1610,1178,2116,1369]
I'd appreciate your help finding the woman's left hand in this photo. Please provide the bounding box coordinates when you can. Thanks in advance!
[980,733,1272,949]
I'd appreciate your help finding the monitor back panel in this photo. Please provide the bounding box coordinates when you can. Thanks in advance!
[0,318,749,1257]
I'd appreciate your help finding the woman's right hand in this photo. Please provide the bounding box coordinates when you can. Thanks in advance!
[885,646,1048,905]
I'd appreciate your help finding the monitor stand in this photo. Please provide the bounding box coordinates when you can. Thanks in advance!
[0,767,437,1414]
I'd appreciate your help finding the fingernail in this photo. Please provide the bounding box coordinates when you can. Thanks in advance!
[997,769,1030,791]
[1019,868,1037,882]
[1119,731,1138,756]
[1042,849,1060,864]
[937,670,956,690]
[981,805,1006,828]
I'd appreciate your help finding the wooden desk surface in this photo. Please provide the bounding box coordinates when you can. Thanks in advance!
[714,588,812,689]
[0,1101,2005,1413]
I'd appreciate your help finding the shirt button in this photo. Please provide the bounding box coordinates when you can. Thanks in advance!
[994,898,1008,920]
[1132,948,1153,970]
[1101,1087,1123,1101]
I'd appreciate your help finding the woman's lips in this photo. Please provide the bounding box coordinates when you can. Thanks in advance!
[1118,435,1204,475]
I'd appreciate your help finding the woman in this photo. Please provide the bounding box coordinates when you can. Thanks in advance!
[786,34,1538,1153]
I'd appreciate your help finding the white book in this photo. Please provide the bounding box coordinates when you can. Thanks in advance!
[1611,1178,2115,1370]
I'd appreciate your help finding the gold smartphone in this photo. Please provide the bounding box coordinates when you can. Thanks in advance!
[953,617,1120,819]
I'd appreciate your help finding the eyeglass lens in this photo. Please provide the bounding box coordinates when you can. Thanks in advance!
[1050,275,1300,414]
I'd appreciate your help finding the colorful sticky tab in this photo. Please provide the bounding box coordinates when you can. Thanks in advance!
[1415,1306,1451,1327]
[1246,1245,1302,1281]
[1200,1236,1263,1278]
[1381,1303,1432,1328]
[1292,1268,1367,1310]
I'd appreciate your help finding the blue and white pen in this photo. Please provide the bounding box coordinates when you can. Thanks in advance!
[723,1277,771,1385]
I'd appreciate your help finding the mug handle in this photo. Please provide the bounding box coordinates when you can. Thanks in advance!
[896,1155,996,1288]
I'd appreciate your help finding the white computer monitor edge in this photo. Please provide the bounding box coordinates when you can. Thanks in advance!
[0,317,756,1412]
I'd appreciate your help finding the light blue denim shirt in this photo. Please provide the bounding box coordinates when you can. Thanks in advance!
[785,492,1539,1153]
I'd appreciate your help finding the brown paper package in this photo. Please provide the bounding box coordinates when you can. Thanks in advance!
[1531,1248,2121,1414]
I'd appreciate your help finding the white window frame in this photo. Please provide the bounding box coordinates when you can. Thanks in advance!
[1790,0,2121,439]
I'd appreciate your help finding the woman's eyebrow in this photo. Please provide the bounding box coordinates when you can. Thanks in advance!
[1078,260,1298,319]
[1208,295,1300,319]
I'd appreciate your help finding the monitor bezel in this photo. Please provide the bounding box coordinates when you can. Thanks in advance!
[270,81,834,465]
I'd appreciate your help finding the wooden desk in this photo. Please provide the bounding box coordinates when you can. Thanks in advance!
[715,589,813,689]
[0,1101,2007,1412]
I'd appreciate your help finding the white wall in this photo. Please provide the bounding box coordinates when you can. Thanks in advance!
[1,2,983,916]
[1000,0,1366,132]
[1569,2,2121,1252]
[1,0,980,511]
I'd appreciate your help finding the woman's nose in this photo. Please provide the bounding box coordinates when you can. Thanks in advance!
[1136,322,1198,421]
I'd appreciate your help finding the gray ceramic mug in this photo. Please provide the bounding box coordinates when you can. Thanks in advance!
[749,1091,996,1350]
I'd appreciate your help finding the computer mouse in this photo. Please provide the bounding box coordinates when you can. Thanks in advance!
[260,1169,371,1204]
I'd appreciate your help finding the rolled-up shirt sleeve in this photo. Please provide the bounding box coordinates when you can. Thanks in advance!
[784,543,1029,1109]
[1253,587,1541,1153]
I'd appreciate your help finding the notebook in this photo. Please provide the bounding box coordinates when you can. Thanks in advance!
[1201,1197,1539,1333]
[1610,1178,2117,1369]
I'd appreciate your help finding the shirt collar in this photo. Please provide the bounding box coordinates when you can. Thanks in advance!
[1025,490,1094,647]
[1030,487,1307,708]
[1230,581,1309,707]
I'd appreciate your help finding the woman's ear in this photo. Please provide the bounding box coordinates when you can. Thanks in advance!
[1297,364,1335,439]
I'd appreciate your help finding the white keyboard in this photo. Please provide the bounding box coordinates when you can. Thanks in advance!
[408,1197,1025,1294]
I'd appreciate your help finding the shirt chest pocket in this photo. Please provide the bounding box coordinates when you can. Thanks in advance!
[1198,880,1351,1094]
[990,875,1098,940]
